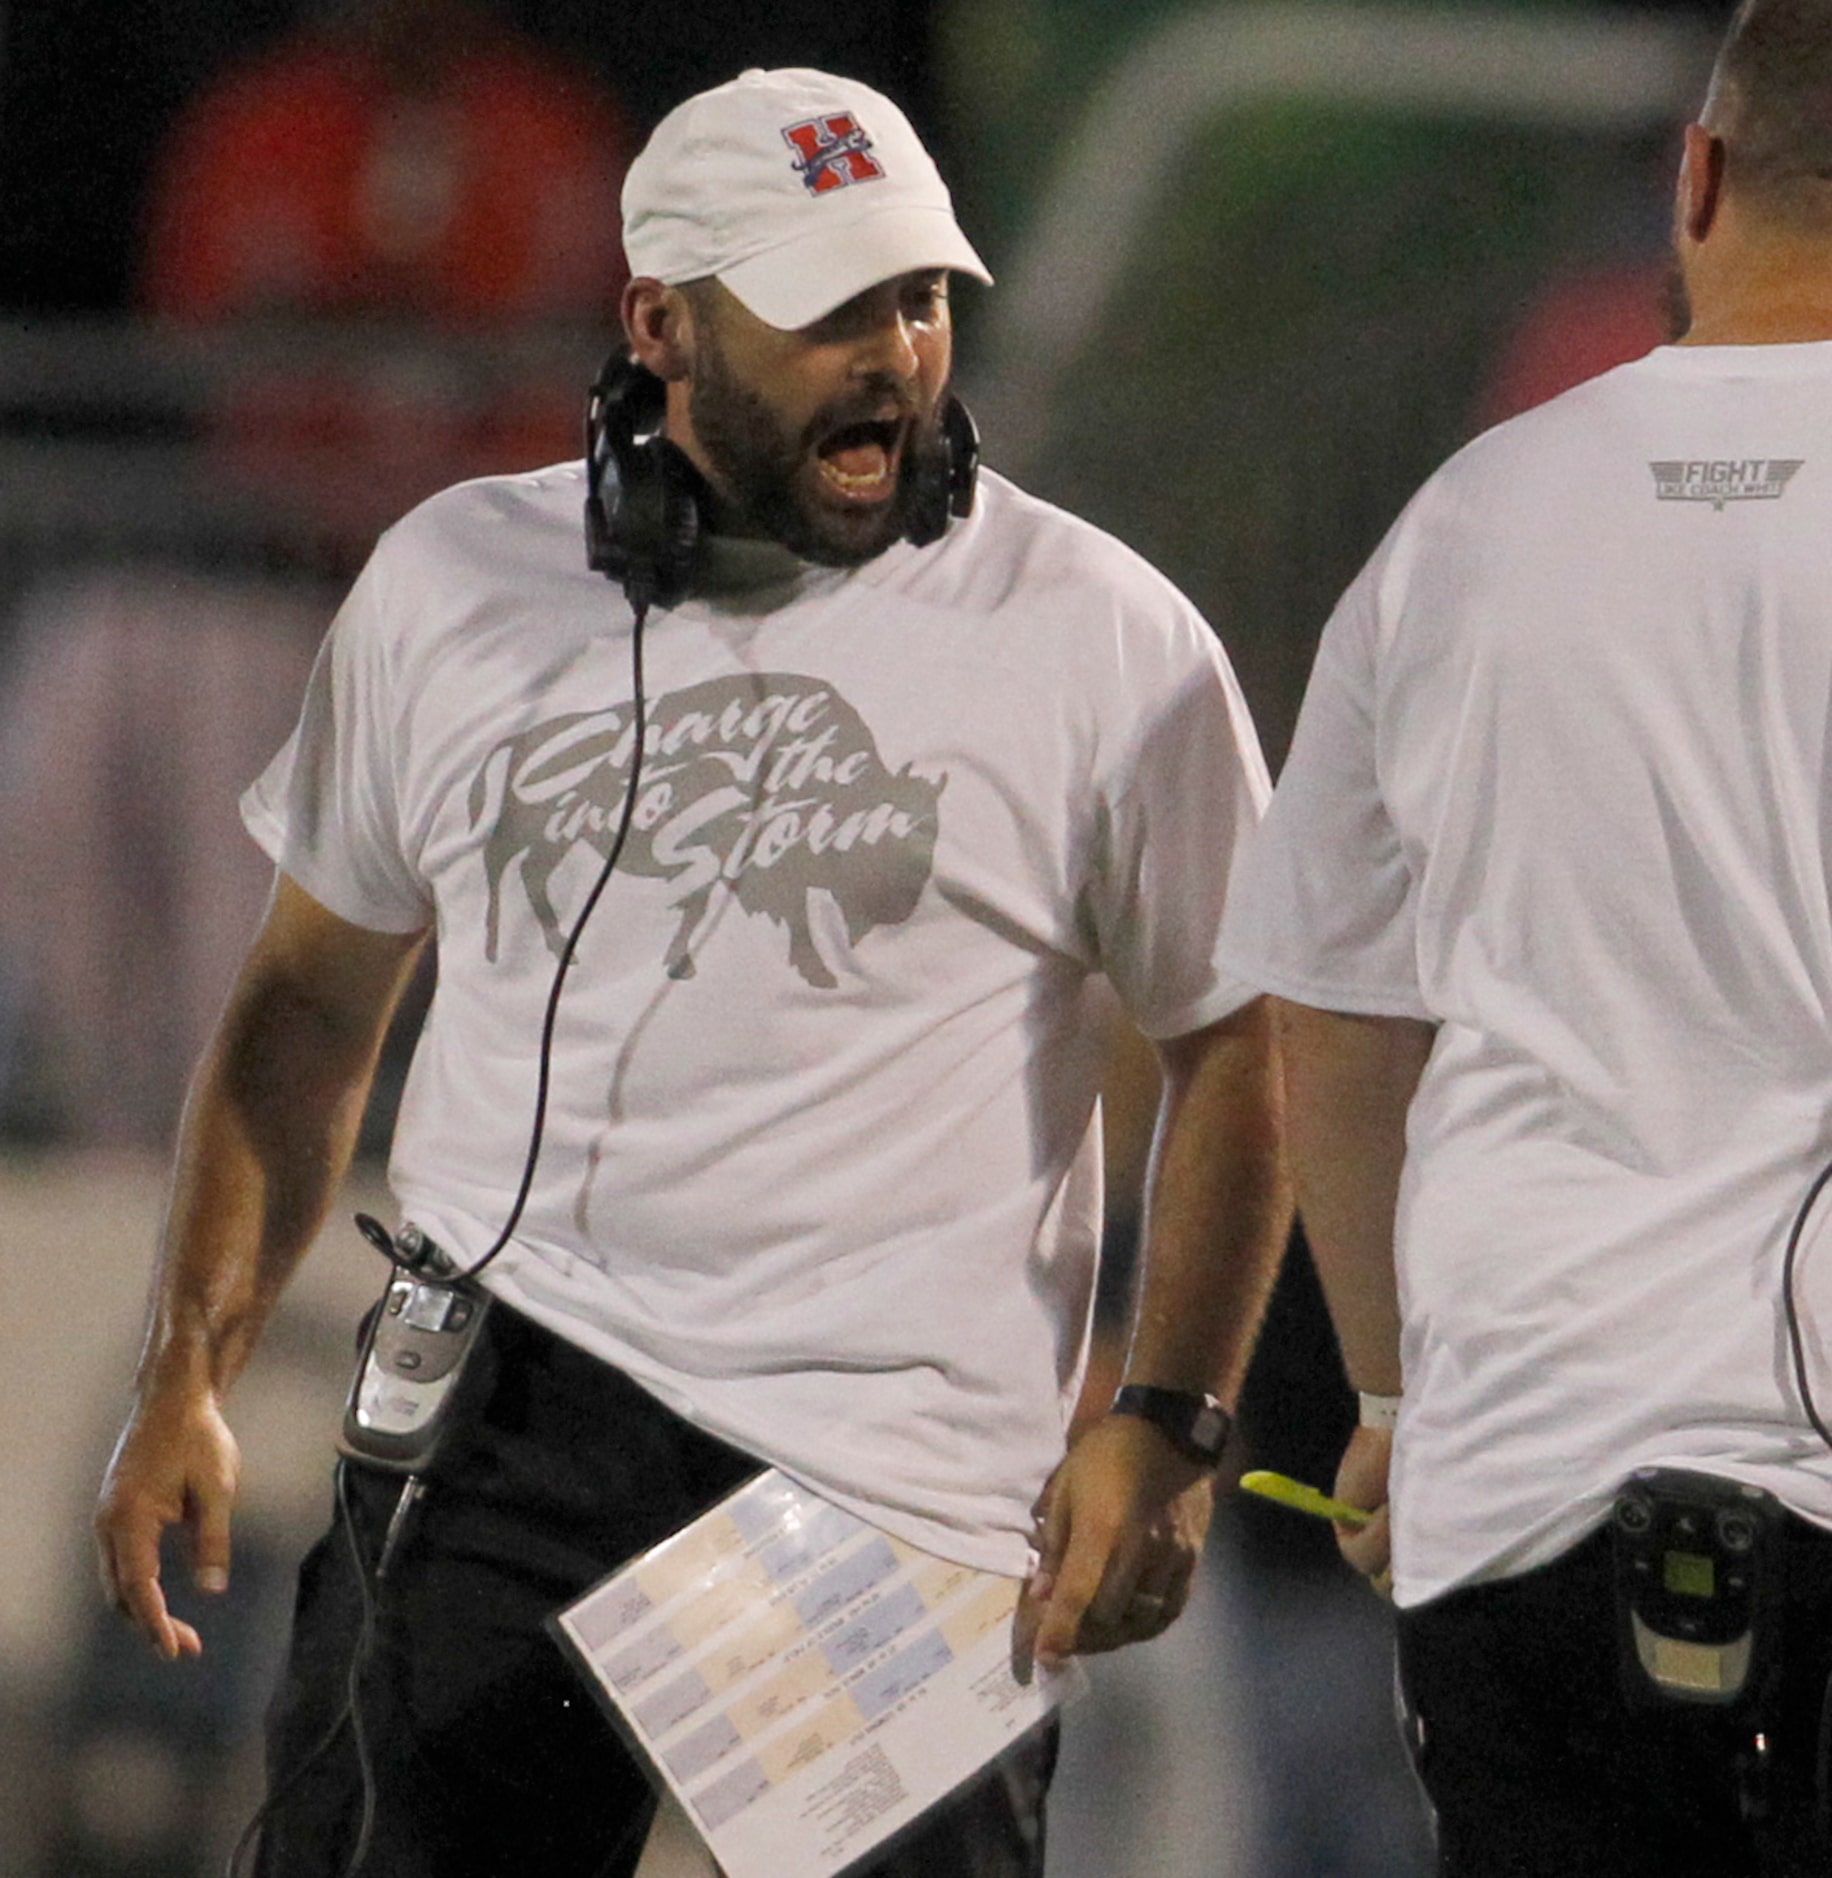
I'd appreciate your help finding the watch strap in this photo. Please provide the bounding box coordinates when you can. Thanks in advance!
[1110,1384,1231,1468]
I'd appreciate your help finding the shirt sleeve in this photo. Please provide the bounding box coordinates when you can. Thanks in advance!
[1089,611,1273,1040]
[240,547,434,934]
[1217,542,1429,1018]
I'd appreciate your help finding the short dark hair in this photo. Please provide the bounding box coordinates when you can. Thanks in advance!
[1707,0,1832,230]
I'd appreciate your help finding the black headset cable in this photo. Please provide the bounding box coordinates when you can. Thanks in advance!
[1783,1151,1832,1454]
[232,600,653,1878]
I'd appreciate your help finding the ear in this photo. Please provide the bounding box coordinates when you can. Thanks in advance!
[622,277,695,383]
[1678,122,1728,245]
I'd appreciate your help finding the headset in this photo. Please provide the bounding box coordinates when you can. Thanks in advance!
[583,348,981,610]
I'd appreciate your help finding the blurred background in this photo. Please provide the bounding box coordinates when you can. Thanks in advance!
[0,0,1728,1871]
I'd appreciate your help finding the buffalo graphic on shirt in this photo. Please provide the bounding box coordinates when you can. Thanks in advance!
[467,675,944,988]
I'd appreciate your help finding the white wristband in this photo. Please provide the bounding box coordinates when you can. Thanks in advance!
[1357,1391,1402,1431]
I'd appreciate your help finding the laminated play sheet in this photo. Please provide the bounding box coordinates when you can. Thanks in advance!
[551,1468,1078,1878]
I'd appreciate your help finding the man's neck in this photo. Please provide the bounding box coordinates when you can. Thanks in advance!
[1681,298,1832,345]
[1679,228,1832,346]
[695,530,816,598]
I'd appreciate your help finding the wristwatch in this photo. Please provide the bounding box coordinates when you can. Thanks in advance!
[1110,1384,1232,1468]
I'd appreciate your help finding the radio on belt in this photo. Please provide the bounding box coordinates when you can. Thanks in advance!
[340,1223,491,1474]
[1611,1467,1784,1711]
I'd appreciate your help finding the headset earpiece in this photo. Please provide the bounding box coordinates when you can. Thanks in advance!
[584,352,707,611]
[905,394,980,549]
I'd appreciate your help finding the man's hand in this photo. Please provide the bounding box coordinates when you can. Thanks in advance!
[1011,1413,1216,1683]
[1331,1424,1393,1597]
[95,1379,241,1660]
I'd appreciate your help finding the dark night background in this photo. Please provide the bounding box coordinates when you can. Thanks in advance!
[0,0,1728,318]
[0,0,944,314]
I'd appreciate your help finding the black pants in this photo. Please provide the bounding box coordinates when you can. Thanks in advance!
[254,1304,1055,1877]
[1395,1523,1832,1877]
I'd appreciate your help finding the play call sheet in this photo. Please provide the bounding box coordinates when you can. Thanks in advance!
[553,1469,1077,1878]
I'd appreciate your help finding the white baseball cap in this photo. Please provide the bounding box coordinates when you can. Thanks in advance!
[621,67,993,332]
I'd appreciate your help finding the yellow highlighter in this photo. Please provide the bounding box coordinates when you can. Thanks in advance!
[1239,1469,1372,1528]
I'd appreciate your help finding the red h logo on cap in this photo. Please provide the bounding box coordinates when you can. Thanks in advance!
[782,115,887,195]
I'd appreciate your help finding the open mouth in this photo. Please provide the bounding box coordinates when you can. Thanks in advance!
[814,416,908,504]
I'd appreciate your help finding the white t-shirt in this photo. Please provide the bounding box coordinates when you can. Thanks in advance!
[245,464,1270,1574]
[1221,342,1832,1606]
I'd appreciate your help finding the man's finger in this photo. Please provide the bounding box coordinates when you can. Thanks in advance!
[1337,1501,1391,1581]
[191,1490,234,1595]
[1076,1550,1190,1652]
[1127,1554,1192,1632]
[1030,1512,1123,1669]
[102,1495,200,1660]
[1011,1476,1067,1686]
[1032,1470,1070,1574]
[1011,1575,1046,1686]
[113,1548,182,1659]
[1081,1527,1148,1633]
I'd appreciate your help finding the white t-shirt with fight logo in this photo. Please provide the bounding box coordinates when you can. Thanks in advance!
[244,464,1270,1575]
[1220,342,1832,1606]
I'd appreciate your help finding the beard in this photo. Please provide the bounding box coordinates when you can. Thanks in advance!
[687,339,944,567]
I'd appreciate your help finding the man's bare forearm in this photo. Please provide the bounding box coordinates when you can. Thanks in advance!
[1123,995,1292,1405]
[1275,999,1435,1396]
[136,879,426,1399]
